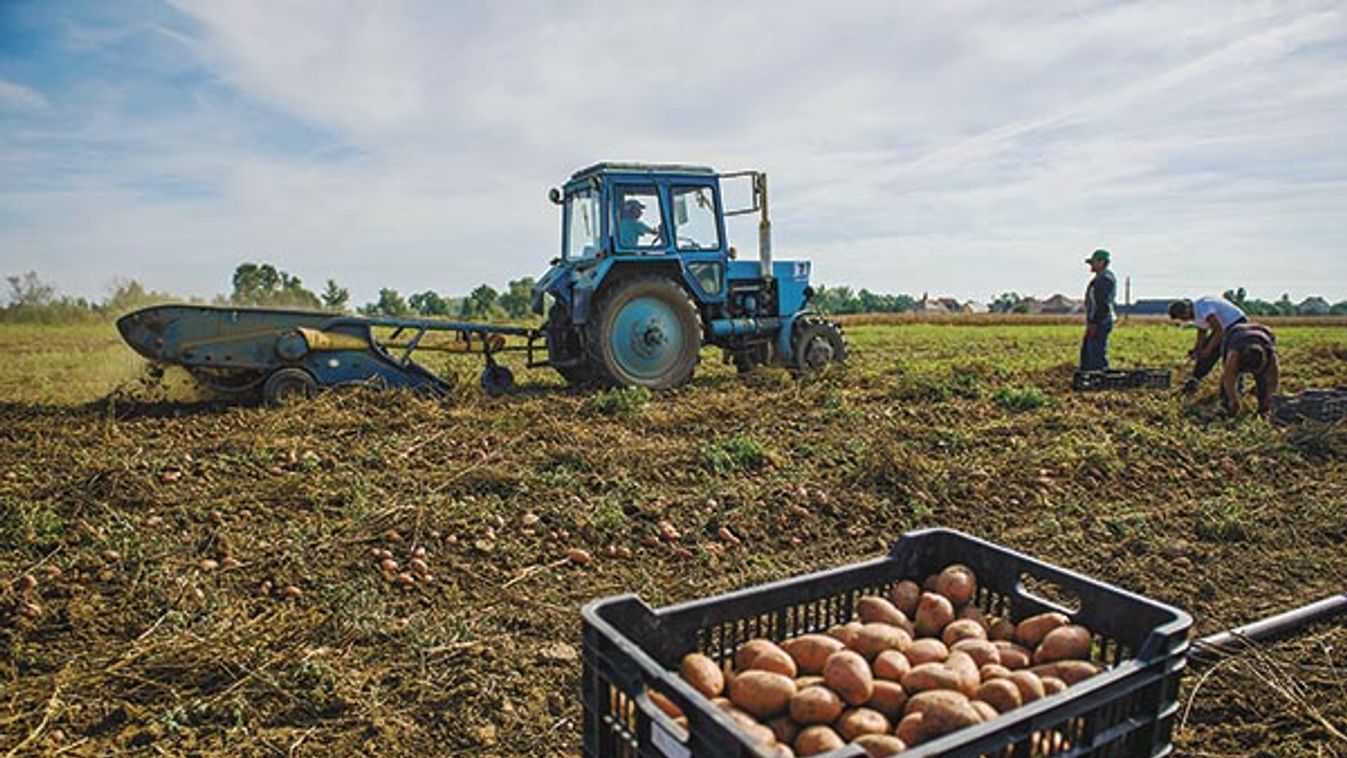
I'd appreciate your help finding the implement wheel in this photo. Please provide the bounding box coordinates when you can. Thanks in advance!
[263,368,317,406]
[588,276,701,389]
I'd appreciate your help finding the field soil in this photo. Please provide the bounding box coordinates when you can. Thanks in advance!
[2,321,1345,756]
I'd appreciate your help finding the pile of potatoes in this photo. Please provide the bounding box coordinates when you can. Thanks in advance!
[651,564,1100,757]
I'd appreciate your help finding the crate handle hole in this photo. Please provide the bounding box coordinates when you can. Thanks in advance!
[1018,573,1082,615]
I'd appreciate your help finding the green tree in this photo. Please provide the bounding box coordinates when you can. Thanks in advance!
[460,284,500,319]
[498,277,535,318]
[990,292,1024,314]
[5,271,56,307]
[1331,300,1347,316]
[408,290,451,316]
[230,262,320,308]
[362,288,409,316]
[1274,293,1296,316]
[321,279,350,311]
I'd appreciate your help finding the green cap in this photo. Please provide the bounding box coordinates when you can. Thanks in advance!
[1086,248,1110,264]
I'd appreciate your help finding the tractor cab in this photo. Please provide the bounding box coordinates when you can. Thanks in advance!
[533,162,844,389]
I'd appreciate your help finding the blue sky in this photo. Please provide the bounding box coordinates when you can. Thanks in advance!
[2,0,1345,306]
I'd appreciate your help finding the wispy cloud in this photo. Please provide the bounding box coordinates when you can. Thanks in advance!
[1,0,1344,304]
[0,79,48,110]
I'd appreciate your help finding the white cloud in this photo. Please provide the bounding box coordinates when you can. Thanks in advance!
[0,79,48,111]
[2,0,1346,305]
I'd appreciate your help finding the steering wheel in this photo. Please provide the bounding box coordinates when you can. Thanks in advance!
[677,235,700,248]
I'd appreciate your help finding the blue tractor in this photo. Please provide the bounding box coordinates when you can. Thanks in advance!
[117,163,843,403]
[533,162,844,389]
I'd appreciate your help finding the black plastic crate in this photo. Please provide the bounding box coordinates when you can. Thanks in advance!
[1072,369,1171,391]
[1271,388,1347,425]
[581,528,1192,758]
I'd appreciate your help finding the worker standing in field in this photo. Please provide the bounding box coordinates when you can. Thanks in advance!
[1079,249,1116,371]
[1218,322,1279,416]
[1168,296,1248,392]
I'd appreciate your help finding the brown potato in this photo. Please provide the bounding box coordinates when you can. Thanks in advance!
[789,685,845,725]
[648,688,684,719]
[734,638,782,672]
[748,646,799,678]
[872,649,911,681]
[1014,612,1069,649]
[992,641,1032,670]
[823,650,874,706]
[914,592,956,638]
[901,662,963,694]
[768,714,799,745]
[979,663,1013,681]
[945,650,981,695]
[794,725,845,756]
[935,564,977,607]
[951,638,1000,668]
[781,634,845,675]
[729,670,796,719]
[1033,625,1091,664]
[917,693,983,742]
[835,707,890,740]
[850,622,911,660]
[724,706,777,744]
[1040,676,1068,696]
[895,711,924,746]
[1032,660,1099,685]
[857,596,914,634]
[922,574,940,592]
[988,617,1016,641]
[889,579,922,617]
[828,621,865,649]
[794,675,824,690]
[764,743,796,758]
[970,700,999,722]
[942,618,988,647]
[975,678,1023,713]
[957,604,989,631]
[853,733,907,758]
[865,680,908,720]
[1007,670,1046,704]
[904,638,949,666]
[680,653,725,699]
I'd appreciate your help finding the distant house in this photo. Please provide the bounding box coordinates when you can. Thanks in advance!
[1298,297,1331,315]
[1037,294,1082,315]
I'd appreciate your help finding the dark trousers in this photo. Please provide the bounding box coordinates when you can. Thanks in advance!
[1079,320,1112,371]
[1193,316,1249,381]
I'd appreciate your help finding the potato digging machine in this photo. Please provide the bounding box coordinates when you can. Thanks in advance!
[118,164,846,404]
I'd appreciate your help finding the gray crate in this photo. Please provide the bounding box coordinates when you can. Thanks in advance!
[1272,388,1347,424]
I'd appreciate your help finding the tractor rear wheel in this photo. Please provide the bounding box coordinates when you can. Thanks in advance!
[792,317,846,372]
[263,367,317,406]
[587,276,702,389]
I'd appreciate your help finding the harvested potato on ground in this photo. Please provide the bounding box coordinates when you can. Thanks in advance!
[975,678,1023,713]
[1015,612,1069,649]
[794,725,845,756]
[789,686,845,725]
[853,733,907,758]
[992,641,1032,670]
[729,670,796,719]
[914,592,956,638]
[942,618,988,646]
[857,595,914,633]
[823,650,874,706]
[649,689,684,719]
[872,649,911,681]
[828,621,865,649]
[866,680,908,720]
[904,638,949,666]
[680,653,724,699]
[935,564,977,607]
[735,639,783,671]
[781,634,844,675]
[748,646,799,678]
[835,707,890,740]
[1033,625,1091,664]
[951,638,1000,668]
[1007,670,1046,704]
[889,579,922,617]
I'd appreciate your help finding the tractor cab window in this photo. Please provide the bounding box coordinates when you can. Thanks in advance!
[614,186,665,251]
[566,188,601,260]
[672,185,720,252]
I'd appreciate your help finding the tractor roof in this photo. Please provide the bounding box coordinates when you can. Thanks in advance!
[570,162,716,180]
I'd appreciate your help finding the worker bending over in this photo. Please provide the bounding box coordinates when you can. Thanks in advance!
[1219,322,1279,416]
[1168,296,1247,392]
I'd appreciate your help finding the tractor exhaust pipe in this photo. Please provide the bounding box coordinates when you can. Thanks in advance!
[756,172,772,280]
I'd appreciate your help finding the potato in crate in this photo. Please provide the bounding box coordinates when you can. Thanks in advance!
[581,529,1191,758]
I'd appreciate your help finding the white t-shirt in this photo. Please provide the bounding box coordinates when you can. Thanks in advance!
[1193,296,1245,330]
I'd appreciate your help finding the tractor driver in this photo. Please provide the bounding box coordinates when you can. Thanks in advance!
[618,198,662,249]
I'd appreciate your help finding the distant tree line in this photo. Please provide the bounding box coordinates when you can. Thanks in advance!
[811,285,915,315]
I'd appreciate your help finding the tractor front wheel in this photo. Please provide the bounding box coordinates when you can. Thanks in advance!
[792,317,847,372]
[587,276,702,389]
